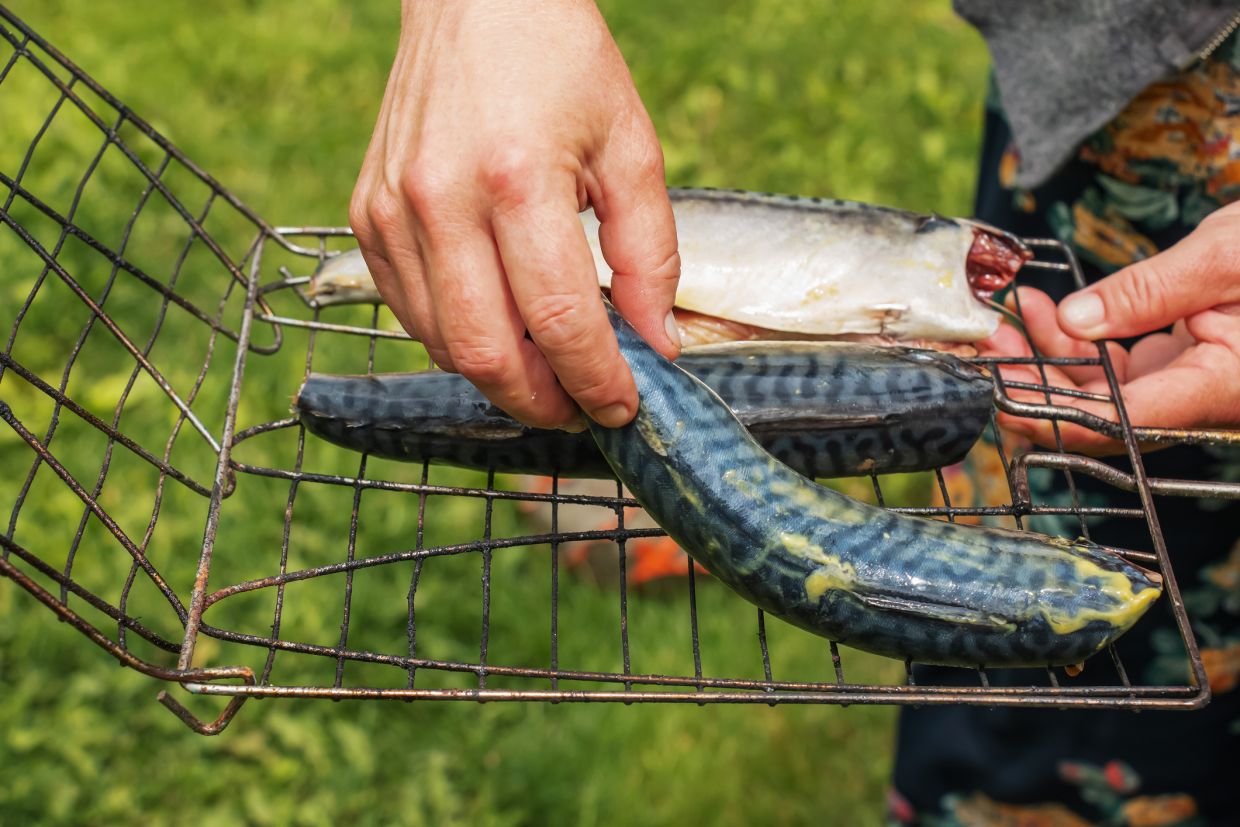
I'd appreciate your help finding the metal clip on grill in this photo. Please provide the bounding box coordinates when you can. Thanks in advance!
[2,6,1239,734]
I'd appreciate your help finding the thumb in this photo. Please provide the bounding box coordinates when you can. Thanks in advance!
[589,123,682,359]
[1058,207,1240,340]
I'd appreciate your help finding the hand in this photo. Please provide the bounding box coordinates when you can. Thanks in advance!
[350,0,681,431]
[983,202,1240,454]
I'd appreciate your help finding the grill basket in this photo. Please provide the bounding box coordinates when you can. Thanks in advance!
[3,7,1239,734]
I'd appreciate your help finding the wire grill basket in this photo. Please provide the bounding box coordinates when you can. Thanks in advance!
[3,7,1240,734]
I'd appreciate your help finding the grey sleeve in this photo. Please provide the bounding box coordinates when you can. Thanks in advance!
[954,0,1240,187]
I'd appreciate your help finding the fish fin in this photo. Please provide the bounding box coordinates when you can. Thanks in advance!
[855,591,1015,629]
[913,213,957,234]
[744,410,894,430]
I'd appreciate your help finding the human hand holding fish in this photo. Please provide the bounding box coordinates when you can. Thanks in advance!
[349,0,680,433]
[984,201,1240,454]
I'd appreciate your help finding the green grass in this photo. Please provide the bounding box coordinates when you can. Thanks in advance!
[0,1,990,824]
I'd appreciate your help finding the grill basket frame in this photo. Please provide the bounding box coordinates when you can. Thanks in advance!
[2,5,1237,734]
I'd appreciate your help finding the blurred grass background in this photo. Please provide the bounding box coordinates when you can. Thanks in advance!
[0,1,989,824]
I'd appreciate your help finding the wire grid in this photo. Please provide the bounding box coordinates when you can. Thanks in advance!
[1,6,1235,735]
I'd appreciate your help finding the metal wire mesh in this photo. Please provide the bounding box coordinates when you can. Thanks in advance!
[3,6,1239,734]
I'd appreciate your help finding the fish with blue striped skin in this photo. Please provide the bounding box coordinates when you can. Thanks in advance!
[586,300,1162,668]
[294,340,994,479]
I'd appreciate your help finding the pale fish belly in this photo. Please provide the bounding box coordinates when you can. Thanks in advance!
[587,189,1004,342]
[311,189,1023,342]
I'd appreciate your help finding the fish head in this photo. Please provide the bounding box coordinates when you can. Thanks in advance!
[961,220,1032,301]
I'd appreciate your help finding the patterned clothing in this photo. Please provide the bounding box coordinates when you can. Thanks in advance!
[952,0,1240,188]
[889,35,1240,827]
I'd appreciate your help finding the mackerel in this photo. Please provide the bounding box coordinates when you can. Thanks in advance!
[586,301,1161,667]
[295,341,994,479]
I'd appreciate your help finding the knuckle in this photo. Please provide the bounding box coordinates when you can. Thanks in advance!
[1199,225,1240,284]
[399,161,453,219]
[631,138,667,183]
[522,296,624,402]
[479,145,541,208]
[444,339,514,388]
[365,195,404,241]
[348,192,373,242]
[644,248,682,284]
[1112,260,1172,321]
[612,114,667,185]
[523,293,594,352]
[1200,200,1240,228]
[609,244,681,286]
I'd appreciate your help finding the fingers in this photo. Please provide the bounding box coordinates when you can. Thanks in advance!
[1101,359,1237,435]
[1057,206,1240,340]
[1125,323,1191,379]
[1009,288,1129,384]
[996,344,1239,454]
[346,0,671,431]
[423,216,584,431]
[353,154,586,430]
[489,163,639,428]
[352,139,640,432]
[591,117,682,359]
[975,317,1027,360]
[350,100,454,367]
[979,305,1125,454]
[359,201,453,366]
[993,361,1123,455]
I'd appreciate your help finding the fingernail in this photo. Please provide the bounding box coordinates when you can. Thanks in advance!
[591,402,632,429]
[559,416,587,434]
[1060,292,1104,332]
[664,311,682,350]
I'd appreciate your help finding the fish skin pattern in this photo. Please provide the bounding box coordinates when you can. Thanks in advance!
[585,301,1162,668]
[295,341,993,479]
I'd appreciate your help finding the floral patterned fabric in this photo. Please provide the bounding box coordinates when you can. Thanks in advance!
[889,36,1240,827]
